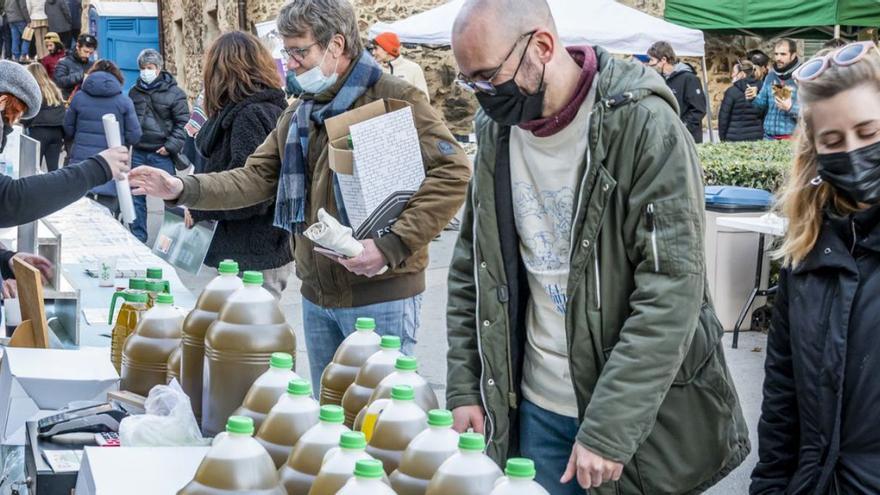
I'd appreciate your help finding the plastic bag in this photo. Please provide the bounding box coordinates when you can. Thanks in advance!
[0,446,27,495]
[119,380,211,447]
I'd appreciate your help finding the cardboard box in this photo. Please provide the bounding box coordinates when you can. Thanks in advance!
[75,446,210,495]
[0,347,119,445]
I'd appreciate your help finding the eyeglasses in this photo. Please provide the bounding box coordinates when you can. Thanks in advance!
[455,31,536,95]
[794,41,878,82]
[281,42,319,63]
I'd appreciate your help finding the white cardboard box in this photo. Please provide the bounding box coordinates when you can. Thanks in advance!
[0,347,119,445]
[75,446,209,495]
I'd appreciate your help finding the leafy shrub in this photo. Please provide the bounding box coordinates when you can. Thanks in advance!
[698,140,793,193]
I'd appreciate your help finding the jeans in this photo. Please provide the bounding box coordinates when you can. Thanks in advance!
[131,149,175,243]
[520,399,585,495]
[9,21,26,60]
[302,294,421,396]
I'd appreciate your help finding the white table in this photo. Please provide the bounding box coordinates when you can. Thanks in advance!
[716,214,786,348]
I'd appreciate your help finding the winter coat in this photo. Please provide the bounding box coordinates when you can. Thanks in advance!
[751,206,880,495]
[66,0,78,30]
[44,0,70,34]
[128,71,189,154]
[20,101,64,128]
[446,47,749,494]
[40,48,65,80]
[664,62,706,143]
[26,0,46,21]
[718,77,765,142]
[751,66,800,138]
[5,0,27,23]
[190,88,294,271]
[54,51,92,99]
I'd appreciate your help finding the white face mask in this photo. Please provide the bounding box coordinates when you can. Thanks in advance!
[140,69,159,84]
[295,47,339,95]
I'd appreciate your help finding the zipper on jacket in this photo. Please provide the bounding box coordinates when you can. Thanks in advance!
[646,203,660,272]
[851,220,857,254]
[594,246,601,309]
[471,180,495,448]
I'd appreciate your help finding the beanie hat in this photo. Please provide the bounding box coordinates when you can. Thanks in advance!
[78,34,98,48]
[137,48,164,70]
[374,32,401,58]
[0,60,42,120]
[44,32,62,45]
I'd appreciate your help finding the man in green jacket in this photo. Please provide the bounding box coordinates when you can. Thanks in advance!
[129,0,471,394]
[446,0,749,493]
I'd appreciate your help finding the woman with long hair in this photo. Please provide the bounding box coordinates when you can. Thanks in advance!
[185,31,293,297]
[751,42,880,494]
[21,63,65,172]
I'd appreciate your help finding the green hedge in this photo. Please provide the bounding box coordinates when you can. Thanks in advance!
[697,140,793,193]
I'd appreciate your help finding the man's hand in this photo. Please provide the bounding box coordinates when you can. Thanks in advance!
[156,146,169,156]
[336,239,388,277]
[129,166,185,200]
[745,86,758,100]
[2,279,17,299]
[561,442,623,489]
[97,146,131,179]
[775,96,793,112]
[11,253,54,284]
[451,405,485,434]
[183,208,194,229]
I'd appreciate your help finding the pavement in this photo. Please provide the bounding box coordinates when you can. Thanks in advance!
[175,228,767,494]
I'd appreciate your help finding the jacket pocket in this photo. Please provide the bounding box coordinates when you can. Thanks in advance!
[643,197,704,276]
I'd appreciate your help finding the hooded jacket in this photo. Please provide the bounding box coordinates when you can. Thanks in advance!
[128,71,189,154]
[54,51,93,99]
[663,62,706,143]
[718,77,765,142]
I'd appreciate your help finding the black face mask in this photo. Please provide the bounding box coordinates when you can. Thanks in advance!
[475,66,546,126]
[817,140,880,204]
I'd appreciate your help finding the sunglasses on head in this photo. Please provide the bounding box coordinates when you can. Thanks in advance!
[794,41,878,82]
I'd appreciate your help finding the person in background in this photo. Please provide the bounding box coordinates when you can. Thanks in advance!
[64,59,141,212]
[647,40,706,143]
[1,1,12,60]
[5,0,28,62]
[1,249,53,297]
[127,48,188,244]
[181,91,207,173]
[718,59,764,142]
[39,31,63,78]
[746,38,801,140]
[370,31,430,101]
[64,0,77,48]
[25,0,48,60]
[43,0,69,50]
[751,41,880,494]
[748,49,771,82]
[54,33,95,100]
[184,31,293,298]
[21,63,64,171]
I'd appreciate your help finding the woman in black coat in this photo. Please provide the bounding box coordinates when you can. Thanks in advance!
[751,43,880,494]
[718,60,764,142]
[21,63,65,171]
[186,31,293,298]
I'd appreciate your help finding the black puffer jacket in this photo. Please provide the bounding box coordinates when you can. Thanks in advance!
[718,77,764,142]
[20,102,65,128]
[664,62,706,143]
[128,71,189,154]
[190,88,293,271]
[752,206,880,495]
[54,52,93,99]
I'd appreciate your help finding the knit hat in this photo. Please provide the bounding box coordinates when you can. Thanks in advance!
[137,48,164,69]
[374,32,401,58]
[44,32,62,45]
[0,60,42,120]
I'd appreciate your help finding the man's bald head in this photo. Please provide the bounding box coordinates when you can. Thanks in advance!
[453,0,556,47]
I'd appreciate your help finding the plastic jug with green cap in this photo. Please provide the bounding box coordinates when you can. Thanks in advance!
[336,459,398,495]
[232,352,299,431]
[279,405,350,495]
[181,259,243,423]
[256,379,321,468]
[145,280,171,308]
[320,317,381,406]
[489,458,549,495]
[425,433,503,495]
[109,290,149,374]
[177,416,285,495]
[390,409,459,495]
[354,356,438,432]
[310,431,382,495]
[121,293,184,396]
[342,335,403,427]
[167,345,182,384]
[365,385,427,474]
[203,270,296,436]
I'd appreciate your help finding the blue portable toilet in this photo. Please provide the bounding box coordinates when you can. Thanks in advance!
[89,1,159,93]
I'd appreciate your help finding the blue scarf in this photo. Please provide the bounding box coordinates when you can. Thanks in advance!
[273,51,383,234]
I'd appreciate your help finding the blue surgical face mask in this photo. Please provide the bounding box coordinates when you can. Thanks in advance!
[140,69,159,84]
[295,47,339,95]
[286,70,303,97]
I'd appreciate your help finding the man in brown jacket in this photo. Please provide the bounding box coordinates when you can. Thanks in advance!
[129,0,471,392]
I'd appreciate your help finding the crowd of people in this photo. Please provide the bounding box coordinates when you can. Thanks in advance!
[1,0,879,493]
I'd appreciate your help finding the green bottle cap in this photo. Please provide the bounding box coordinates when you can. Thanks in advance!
[355,317,375,331]
[354,459,384,479]
[128,278,146,290]
[458,432,485,451]
[505,458,536,478]
[218,259,239,274]
[269,352,294,369]
[155,293,174,305]
[339,431,366,450]
[391,384,415,401]
[427,409,453,428]
[145,280,166,292]
[242,271,263,286]
[226,415,254,435]
[319,405,345,424]
[395,356,418,371]
[380,335,401,349]
[287,379,311,396]
[146,267,163,280]
[127,292,148,304]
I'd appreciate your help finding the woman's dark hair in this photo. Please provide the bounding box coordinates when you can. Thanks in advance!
[87,59,125,85]
[203,31,283,118]
[747,49,770,68]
